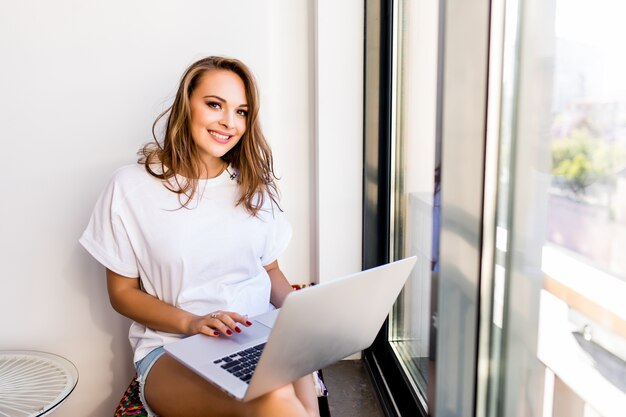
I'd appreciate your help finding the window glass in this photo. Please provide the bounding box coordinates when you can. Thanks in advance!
[389,0,440,410]
[493,1,626,416]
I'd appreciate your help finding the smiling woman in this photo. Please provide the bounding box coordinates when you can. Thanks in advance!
[79,56,319,417]
[139,56,280,215]
[188,70,248,174]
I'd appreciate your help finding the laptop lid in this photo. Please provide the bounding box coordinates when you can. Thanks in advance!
[244,256,416,400]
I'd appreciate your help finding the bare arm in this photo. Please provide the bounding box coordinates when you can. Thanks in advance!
[264,260,294,308]
[106,269,248,337]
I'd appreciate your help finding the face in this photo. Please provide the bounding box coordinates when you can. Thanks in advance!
[188,69,248,174]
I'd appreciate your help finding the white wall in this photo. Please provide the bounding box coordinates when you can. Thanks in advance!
[0,0,363,415]
[315,0,364,284]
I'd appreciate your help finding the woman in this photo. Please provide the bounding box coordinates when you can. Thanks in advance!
[80,56,320,417]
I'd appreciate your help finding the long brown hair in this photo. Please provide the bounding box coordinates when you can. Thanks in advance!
[139,56,279,215]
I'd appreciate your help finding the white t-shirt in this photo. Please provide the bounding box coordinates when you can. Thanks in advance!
[79,164,292,363]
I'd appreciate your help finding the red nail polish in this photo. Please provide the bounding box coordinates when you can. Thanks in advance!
[226,330,232,335]
[235,327,242,333]
[214,331,219,336]
[246,321,253,326]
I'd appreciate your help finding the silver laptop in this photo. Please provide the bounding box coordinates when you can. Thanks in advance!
[164,256,416,401]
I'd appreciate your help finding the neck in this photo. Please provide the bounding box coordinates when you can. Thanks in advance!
[198,160,227,179]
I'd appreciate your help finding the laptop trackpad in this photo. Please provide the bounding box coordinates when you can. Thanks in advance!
[229,319,271,345]
[252,309,279,329]
[194,320,272,361]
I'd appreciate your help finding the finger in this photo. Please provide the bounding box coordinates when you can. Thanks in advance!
[216,312,244,334]
[199,326,220,337]
[204,311,233,335]
[223,311,253,327]
[209,317,234,336]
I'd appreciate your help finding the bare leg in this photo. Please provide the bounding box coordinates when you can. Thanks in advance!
[293,374,320,417]
[145,354,309,417]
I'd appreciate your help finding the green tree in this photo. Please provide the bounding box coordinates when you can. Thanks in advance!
[551,129,610,195]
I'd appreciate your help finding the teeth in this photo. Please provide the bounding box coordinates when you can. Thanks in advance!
[209,130,230,140]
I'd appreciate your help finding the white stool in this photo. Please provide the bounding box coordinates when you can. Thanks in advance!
[0,351,78,417]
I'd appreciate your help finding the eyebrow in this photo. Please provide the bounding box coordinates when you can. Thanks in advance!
[203,95,248,107]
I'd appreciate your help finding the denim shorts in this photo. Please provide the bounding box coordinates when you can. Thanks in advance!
[135,346,166,417]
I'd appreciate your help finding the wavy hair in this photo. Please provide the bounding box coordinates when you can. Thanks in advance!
[139,56,279,215]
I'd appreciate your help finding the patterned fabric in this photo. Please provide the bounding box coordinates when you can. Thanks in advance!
[114,375,147,417]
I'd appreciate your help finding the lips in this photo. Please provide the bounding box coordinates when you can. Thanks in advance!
[208,130,232,144]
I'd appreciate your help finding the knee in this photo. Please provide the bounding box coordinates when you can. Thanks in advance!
[264,384,299,403]
[304,406,320,417]
[249,384,304,417]
[268,386,318,417]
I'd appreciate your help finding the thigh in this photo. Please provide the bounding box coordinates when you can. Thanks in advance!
[144,354,246,417]
[144,354,310,417]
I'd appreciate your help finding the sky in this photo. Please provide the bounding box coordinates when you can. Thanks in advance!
[555,0,626,97]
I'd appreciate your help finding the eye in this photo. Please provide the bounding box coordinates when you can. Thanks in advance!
[206,101,221,109]
[237,109,249,117]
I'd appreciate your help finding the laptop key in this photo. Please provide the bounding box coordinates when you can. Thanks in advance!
[221,361,239,370]
[218,343,266,382]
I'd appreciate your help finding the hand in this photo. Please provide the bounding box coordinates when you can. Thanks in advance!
[186,310,253,337]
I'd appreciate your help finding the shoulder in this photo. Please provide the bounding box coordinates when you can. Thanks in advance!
[103,164,161,208]
[110,163,151,183]
[108,163,164,188]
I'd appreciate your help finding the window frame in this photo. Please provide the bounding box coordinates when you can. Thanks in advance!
[362,1,495,416]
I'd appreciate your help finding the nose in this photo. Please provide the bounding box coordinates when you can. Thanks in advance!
[220,111,235,129]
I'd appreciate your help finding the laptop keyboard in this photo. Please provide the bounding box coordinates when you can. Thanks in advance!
[213,343,266,384]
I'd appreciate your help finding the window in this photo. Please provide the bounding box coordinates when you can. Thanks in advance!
[388,0,441,411]
[362,1,624,416]
[485,0,626,416]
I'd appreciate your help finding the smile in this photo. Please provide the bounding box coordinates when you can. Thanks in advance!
[208,130,232,143]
